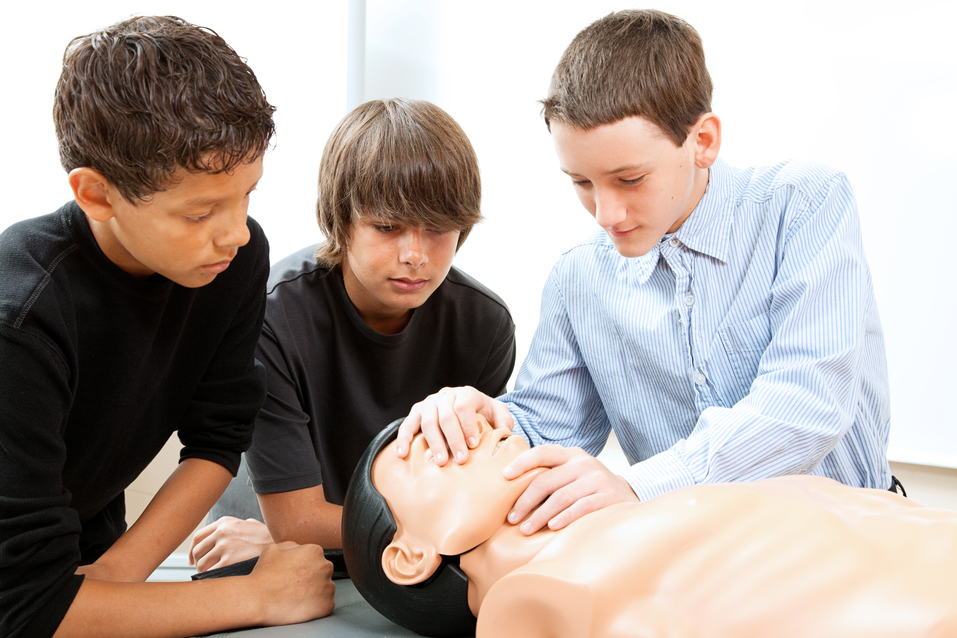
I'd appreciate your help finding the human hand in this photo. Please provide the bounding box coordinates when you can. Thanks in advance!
[397,386,514,466]
[503,445,638,535]
[249,541,336,624]
[189,516,274,573]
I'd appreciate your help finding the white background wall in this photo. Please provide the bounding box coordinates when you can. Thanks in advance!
[3,2,955,513]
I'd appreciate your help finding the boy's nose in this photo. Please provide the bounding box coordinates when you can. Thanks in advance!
[593,190,627,228]
[400,230,427,267]
[215,210,251,249]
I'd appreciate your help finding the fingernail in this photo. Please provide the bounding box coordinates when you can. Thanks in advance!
[455,450,466,463]
[502,466,516,479]
[520,522,532,534]
[436,452,447,465]
[467,437,477,448]
[396,446,405,457]
[508,511,518,523]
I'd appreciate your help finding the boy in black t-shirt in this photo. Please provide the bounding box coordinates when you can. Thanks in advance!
[189,99,516,572]
[0,16,333,638]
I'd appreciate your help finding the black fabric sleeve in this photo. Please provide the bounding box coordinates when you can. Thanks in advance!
[176,224,269,476]
[473,307,516,398]
[0,327,84,638]
[244,320,323,494]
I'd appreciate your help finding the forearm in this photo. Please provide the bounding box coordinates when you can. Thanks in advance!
[259,486,342,549]
[55,577,262,638]
[57,540,335,638]
[93,458,232,581]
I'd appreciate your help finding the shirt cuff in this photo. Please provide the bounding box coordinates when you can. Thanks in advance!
[619,449,698,501]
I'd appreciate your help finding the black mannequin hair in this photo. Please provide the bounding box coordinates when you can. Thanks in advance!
[341,419,476,637]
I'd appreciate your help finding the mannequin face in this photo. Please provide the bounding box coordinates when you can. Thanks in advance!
[373,416,544,584]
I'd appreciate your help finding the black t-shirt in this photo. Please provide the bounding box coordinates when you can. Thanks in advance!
[243,245,516,505]
[0,202,268,638]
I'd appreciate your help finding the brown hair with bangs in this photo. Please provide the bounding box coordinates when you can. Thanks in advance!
[54,15,276,203]
[315,98,482,267]
[541,9,713,148]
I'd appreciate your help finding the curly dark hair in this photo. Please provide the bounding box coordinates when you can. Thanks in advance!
[341,419,475,637]
[54,15,276,202]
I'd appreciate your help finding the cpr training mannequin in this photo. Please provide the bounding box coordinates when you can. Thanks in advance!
[342,419,957,638]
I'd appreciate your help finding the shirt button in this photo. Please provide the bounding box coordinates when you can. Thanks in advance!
[684,293,695,307]
[694,372,707,386]
[669,237,680,247]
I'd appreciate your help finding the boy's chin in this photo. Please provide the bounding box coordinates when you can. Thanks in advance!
[606,234,657,259]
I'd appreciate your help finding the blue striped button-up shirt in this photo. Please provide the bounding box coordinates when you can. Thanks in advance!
[504,157,891,500]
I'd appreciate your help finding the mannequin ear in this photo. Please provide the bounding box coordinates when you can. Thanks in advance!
[691,113,722,170]
[381,538,443,586]
[68,167,118,222]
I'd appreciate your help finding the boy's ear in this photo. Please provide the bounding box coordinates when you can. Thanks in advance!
[691,113,721,170]
[69,167,118,222]
[381,537,443,586]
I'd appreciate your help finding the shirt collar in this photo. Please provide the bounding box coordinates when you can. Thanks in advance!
[671,156,734,264]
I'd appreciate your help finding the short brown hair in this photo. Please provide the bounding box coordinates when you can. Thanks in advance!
[54,16,276,202]
[541,9,712,147]
[315,99,482,267]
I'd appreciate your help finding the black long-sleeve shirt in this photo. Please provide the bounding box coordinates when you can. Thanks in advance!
[0,201,268,638]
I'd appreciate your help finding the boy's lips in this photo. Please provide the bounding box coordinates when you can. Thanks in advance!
[391,277,428,292]
[608,226,638,238]
[201,259,233,274]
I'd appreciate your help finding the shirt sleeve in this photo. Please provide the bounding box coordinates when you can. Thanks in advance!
[623,172,884,499]
[0,327,85,638]
[243,318,323,494]
[176,226,269,475]
[503,272,612,454]
[472,308,517,398]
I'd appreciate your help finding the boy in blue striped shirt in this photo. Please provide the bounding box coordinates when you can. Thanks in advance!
[397,9,891,537]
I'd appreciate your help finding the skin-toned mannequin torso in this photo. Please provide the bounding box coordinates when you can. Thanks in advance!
[372,419,957,638]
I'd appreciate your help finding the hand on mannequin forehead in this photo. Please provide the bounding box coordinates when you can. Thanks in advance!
[374,428,957,638]
[396,386,639,537]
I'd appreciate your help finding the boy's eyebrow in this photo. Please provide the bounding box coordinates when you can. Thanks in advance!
[561,164,650,177]
[183,180,261,207]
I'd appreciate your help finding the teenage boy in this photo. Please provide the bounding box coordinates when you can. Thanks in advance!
[0,16,333,638]
[188,98,515,572]
[398,9,891,538]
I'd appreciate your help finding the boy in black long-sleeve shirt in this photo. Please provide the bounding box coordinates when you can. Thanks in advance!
[0,16,333,638]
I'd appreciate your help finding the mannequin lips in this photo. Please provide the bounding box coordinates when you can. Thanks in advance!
[492,433,513,456]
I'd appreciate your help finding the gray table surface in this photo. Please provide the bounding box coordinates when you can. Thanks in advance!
[151,554,446,638]
[199,579,423,637]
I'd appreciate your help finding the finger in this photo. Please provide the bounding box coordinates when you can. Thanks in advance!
[420,390,458,466]
[486,398,515,432]
[454,399,481,453]
[508,464,581,533]
[195,545,225,573]
[396,408,425,458]
[189,533,216,567]
[544,492,613,531]
[436,390,473,465]
[503,444,569,479]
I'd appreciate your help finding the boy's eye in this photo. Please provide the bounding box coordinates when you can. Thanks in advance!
[572,179,590,187]
[185,213,212,223]
[373,224,396,233]
[621,176,645,186]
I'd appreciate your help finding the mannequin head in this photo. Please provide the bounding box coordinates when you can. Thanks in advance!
[341,420,473,637]
[341,418,542,637]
